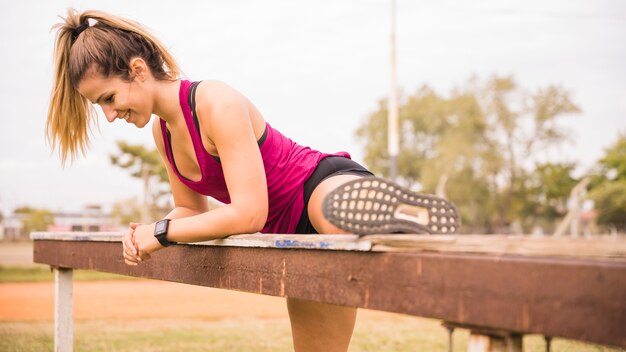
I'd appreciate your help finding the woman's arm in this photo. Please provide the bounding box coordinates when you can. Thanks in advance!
[122,119,210,265]
[130,82,269,259]
[168,81,269,240]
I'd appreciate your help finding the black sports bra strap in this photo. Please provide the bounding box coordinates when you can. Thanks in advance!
[187,81,202,135]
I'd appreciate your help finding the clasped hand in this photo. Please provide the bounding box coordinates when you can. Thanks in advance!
[122,222,163,266]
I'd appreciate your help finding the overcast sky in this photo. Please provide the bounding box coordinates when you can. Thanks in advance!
[1,0,625,215]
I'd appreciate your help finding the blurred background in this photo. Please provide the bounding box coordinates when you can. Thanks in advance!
[1,0,624,237]
[1,1,625,350]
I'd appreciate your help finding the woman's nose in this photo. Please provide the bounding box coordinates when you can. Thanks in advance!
[101,105,117,123]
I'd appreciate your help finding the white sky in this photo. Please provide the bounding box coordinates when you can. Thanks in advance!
[1,0,625,214]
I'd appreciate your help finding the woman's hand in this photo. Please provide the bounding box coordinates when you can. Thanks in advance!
[122,222,141,266]
[132,222,163,261]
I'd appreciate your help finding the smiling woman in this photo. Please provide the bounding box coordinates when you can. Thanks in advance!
[45,8,459,352]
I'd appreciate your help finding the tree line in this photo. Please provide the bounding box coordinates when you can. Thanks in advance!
[356,75,625,234]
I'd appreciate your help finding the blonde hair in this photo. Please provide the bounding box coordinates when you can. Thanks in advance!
[47,8,181,165]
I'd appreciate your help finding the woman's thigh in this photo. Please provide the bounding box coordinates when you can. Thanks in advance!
[307,173,367,234]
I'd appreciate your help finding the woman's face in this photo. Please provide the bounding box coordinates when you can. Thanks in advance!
[77,69,153,128]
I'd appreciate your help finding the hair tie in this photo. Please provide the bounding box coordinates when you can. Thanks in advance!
[71,22,89,42]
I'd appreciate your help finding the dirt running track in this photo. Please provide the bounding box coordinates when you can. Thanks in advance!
[0,280,292,321]
[0,242,399,322]
[0,280,393,321]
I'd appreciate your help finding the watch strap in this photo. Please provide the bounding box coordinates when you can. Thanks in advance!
[154,219,175,247]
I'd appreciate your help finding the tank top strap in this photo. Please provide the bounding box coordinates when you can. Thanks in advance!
[159,80,212,183]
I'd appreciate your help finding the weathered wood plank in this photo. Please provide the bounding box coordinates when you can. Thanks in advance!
[30,232,370,251]
[33,239,626,348]
[366,234,626,259]
[196,234,370,251]
[31,232,626,259]
[31,232,121,242]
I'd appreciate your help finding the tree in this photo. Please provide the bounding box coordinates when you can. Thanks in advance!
[593,132,626,182]
[588,133,626,232]
[589,181,626,232]
[110,198,143,226]
[14,207,54,235]
[481,76,580,230]
[521,162,579,232]
[355,75,580,233]
[110,141,170,222]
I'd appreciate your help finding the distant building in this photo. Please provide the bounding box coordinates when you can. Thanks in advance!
[1,205,120,240]
[47,205,119,232]
[1,213,25,240]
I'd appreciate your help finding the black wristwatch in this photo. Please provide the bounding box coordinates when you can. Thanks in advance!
[154,219,176,247]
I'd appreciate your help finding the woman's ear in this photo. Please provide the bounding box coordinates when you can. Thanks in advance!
[129,57,149,81]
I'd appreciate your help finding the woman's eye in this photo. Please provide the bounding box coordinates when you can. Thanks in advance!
[105,95,114,103]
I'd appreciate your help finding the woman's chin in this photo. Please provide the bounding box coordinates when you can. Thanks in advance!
[132,116,151,128]
[135,120,149,128]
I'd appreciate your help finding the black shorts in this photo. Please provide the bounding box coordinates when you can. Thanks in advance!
[295,156,374,234]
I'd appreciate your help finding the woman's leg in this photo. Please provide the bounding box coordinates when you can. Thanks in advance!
[286,298,357,352]
[287,174,363,352]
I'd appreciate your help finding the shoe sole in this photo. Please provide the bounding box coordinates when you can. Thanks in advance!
[322,177,460,235]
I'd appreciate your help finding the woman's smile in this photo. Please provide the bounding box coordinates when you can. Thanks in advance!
[119,109,131,122]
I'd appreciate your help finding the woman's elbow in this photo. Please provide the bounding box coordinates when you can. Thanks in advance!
[241,206,267,233]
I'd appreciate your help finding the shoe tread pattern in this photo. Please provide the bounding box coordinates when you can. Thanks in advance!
[322,177,460,235]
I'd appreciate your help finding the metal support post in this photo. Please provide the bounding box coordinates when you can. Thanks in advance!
[54,267,74,352]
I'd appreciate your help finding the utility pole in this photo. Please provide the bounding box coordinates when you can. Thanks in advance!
[388,0,399,181]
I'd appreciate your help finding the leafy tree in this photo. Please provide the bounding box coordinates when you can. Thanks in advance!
[110,141,170,222]
[14,207,54,235]
[521,162,579,232]
[588,133,626,232]
[595,133,626,182]
[110,198,143,226]
[14,206,35,214]
[356,75,580,233]
[589,181,626,232]
[480,76,580,230]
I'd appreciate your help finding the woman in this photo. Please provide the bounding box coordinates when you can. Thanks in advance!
[47,9,459,351]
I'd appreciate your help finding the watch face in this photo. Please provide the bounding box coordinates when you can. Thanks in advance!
[156,221,167,233]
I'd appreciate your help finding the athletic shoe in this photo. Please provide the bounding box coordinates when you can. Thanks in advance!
[322,177,460,235]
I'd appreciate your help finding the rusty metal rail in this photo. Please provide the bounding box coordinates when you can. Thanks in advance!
[32,233,626,351]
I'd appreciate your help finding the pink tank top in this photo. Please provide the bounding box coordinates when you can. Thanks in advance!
[160,80,350,234]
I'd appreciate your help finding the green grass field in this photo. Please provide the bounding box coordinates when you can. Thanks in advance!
[0,265,138,283]
[0,318,621,352]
